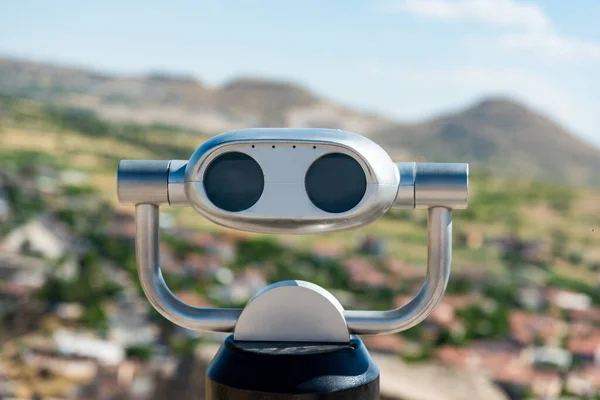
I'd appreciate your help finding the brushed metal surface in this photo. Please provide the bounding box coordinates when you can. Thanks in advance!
[183,128,399,234]
[167,160,188,206]
[415,163,469,209]
[135,204,242,331]
[117,160,170,205]
[118,128,469,338]
[393,162,416,209]
[133,204,454,336]
[234,280,349,343]
[344,207,452,334]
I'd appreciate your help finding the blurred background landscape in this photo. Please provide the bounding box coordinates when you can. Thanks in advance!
[1,1,600,399]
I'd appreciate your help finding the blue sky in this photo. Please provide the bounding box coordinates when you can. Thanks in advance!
[1,0,600,146]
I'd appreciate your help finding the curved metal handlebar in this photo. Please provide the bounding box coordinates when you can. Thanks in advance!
[134,203,453,335]
[119,132,468,337]
[136,203,241,332]
[345,207,451,334]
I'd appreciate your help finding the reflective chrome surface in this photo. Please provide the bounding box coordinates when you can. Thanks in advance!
[393,162,469,210]
[183,129,399,234]
[133,203,453,336]
[393,162,416,209]
[344,207,452,334]
[167,160,188,206]
[118,160,170,205]
[415,163,469,209]
[234,280,349,343]
[135,204,242,331]
[185,128,398,184]
[117,128,469,338]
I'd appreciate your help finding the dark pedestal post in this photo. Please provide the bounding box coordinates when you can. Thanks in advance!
[206,335,380,399]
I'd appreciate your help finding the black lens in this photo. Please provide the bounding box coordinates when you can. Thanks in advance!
[203,152,264,212]
[305,153,367,213]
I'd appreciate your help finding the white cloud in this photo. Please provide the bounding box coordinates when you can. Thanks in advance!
[386,0,600,62]
[494,30,600,60]
[361,62,565,96]
[387,0,549,30]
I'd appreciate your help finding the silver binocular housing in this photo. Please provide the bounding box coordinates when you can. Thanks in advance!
[117,128,468,342]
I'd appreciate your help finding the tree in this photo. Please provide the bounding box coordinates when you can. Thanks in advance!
[456,304,510,341]
[80,303,108,332]
[126,344,153,362]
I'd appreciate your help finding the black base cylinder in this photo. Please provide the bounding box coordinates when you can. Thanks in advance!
[206,335,379,399]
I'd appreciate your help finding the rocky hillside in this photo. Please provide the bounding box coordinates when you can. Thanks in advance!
[0,57,391,134]
[1,56,600,186]
[374,98,600,186]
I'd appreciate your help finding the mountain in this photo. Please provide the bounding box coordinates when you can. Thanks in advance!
[1,56,600,186]
[0,57,391,135]
[373,98,600,186]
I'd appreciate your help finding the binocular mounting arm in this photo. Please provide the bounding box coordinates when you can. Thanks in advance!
[130,161,465,336]
[136,203,242,332]
[344,206,451,334]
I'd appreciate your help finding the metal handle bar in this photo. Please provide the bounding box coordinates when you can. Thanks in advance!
[129,161,466,335]
[345,206,451,334]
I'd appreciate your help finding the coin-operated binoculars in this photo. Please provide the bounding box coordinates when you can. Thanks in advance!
[117,129,468,399]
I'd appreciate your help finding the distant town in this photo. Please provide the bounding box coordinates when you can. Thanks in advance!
[0,146,599,400]
[0,83,599,399]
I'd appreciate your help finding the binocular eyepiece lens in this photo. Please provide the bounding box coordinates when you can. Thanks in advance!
[203,151,367,214]
[305,153,367,213]
[203,152,264,212]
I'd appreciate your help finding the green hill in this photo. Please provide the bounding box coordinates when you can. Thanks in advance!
[374,98,600,186]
